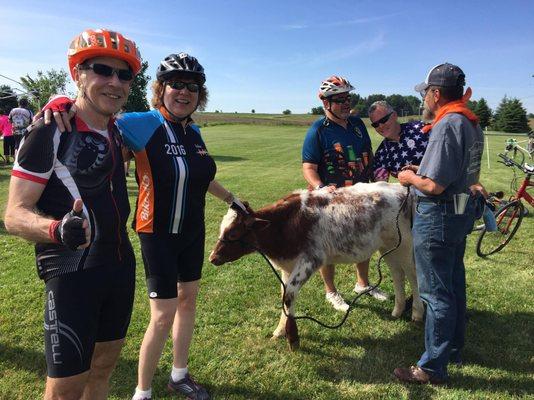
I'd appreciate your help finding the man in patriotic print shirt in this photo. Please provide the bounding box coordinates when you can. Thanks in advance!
[369,100,428,181]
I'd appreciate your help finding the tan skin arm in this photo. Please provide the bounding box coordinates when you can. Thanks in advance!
[397,169,446,195]
[208,180,235,204]
[5,176,90,246]
[5,176,59,243]
[302,162,322,188]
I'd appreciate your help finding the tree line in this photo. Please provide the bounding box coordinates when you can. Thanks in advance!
[0,62,151,115]
[311,93,422,118]
[0,67,531,133]
[311,93,530,133]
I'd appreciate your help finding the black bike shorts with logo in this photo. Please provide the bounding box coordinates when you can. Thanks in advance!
[43,257,135,378]
[139,227,205,299]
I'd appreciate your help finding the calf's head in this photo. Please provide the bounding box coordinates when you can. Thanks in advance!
[209,207,270,266]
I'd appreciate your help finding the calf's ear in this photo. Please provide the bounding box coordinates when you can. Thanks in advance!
[245,217,270,230]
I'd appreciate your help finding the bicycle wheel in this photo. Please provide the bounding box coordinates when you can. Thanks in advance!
[476,200,524,257]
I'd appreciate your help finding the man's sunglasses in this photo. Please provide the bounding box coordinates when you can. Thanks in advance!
[167,81,200,93]
[329,95,351,104]
[80,63,134,82]
[371,112,393,128]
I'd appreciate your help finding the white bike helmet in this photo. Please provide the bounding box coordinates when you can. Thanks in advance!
[318,76,354,99]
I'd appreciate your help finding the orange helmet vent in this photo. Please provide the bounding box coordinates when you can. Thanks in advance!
[67,28,142,79]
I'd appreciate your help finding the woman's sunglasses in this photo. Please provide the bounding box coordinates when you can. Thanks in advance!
[371,112,393,128]
[80,63,134,82]
[167,81,200,93]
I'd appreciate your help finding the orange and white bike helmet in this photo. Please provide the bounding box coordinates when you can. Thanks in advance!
[318,76,354,99]
[67,28,142,79]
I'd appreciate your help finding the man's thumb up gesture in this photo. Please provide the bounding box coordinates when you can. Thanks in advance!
[50,199,90,250]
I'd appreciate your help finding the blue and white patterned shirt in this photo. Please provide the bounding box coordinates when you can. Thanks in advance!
[372,121,428,180]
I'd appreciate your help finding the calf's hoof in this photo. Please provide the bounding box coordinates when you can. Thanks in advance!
[287,337,300,351]
[391,307,404,319]
[271,329,285,339]
[411,313,424,323]
[285,316,299,351]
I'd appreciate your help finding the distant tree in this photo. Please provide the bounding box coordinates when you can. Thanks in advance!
[385,94,410,116]
[123,61,150,112]
[473,98,492,130]
[403,95,421,115]
[214,110,220,113]
[493,96,529,133]
[363,94,386,117]
[311,106,324,115]
[528,112,534,119]
[349,93,361,109]
[0,85,19,114]
[352,99,367,117]
[466,99,478,112]
[251,109,255,114]
[20,69,69,111]
[282,109,291,115]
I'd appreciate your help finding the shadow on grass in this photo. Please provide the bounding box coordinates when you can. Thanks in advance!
[0,167,12,182]
[201,384,304,400]
[111,361,305,399]
[212,155,247,162]
[0,342,47,377]
[298,307,533,397]
[0,219,8,235]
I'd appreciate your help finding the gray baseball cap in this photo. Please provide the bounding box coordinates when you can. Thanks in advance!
[414,63,465,96]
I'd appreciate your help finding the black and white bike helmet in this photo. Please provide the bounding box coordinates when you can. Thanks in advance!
[156,52,206,84]
[318,76,354,99]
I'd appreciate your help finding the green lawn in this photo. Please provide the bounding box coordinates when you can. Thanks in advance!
[0,124,532,399]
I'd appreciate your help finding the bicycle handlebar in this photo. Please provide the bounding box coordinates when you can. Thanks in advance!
[498,153,533,174]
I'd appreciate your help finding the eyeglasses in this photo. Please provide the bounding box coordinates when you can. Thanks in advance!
[420,87,437,99]
[167,81,200,93]
[370,112,393,128]
[329,95,351,104]
[80,63,134,82]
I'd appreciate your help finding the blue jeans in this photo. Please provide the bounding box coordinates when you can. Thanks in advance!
[412,198,476,380]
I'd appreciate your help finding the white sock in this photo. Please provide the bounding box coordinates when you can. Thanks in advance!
[132,387,152,400]
[171,366,188,382]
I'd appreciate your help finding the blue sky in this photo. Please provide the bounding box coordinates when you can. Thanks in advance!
[1,0,533,114]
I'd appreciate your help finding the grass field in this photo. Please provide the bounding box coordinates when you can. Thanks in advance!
[0,119,533,399]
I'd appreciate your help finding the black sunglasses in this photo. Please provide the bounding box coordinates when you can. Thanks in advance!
[167,81,200,93]
[371,112,394,128]
[80,63,134,82]
[329,95,351,104]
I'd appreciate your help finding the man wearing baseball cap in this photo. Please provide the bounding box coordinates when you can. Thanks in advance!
[395,63,484,384]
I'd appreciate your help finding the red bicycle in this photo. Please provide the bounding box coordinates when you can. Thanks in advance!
[476,153,534,257]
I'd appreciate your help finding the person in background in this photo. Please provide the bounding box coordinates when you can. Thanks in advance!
[395,63,484,385]
[301,75,389,312]
[8,97,33,155]
[4,28,140,399]
[0,113,14,164]
[368,100,428,181]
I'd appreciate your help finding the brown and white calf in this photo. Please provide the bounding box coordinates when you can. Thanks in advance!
[209,182,424,349]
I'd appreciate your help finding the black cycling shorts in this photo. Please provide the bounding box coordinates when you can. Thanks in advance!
[43,258,135,378]
[139,228,205,299]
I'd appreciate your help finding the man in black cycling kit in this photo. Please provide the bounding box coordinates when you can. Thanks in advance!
[4,28,141,399]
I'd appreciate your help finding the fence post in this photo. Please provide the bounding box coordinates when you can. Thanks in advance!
[486,128,491,169]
